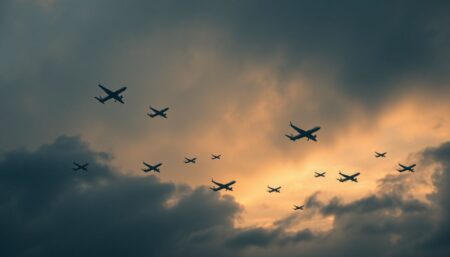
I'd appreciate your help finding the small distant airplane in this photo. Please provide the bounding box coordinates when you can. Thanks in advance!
[267,186,281,193]
[293,205,304,210]
[147,106,169,118]
[314,171,326,177]
[142,162,162,173]
[337,171,360,182]
[73,162,88,171]
[211,154,221,160]
[210,179,236,191]
[184,157,197,164]
[375,152,387,158]
[95,84,127,104]
[285,122,321,142]
[397,163,416,172]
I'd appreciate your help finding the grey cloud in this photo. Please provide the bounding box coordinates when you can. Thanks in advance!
[1,135,450,257]
[0,135,240,257]
[1,0,449,151]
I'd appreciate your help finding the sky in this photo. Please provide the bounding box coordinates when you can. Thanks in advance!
[1,0,450,256]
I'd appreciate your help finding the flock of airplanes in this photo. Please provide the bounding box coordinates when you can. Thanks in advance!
[73,84,418,211]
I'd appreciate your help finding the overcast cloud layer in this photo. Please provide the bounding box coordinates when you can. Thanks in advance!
[1,1,450,256]
[1,0,449,150]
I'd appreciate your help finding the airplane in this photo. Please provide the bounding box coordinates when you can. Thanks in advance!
[184,157,197,164]
[267,186,281,193]
[147,106,169,118]
[285,122,321,142]
[314,171,326,177]
[210,179,236,191]
[375,152,387,158]
[397,163,416,173]
[94,84,127,104]
[142,162,162,173]
[72,162,88,171]
[293,205,304,210]
[337,171,360,182]
[211,154,221,160]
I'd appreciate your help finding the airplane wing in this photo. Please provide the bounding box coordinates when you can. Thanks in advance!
[212,180,224,187]
[161,107,169,112]
[115,86,127,94]
[306,126,321,134]
[399,164,407,169]
[155,163,162,168]
[150,107,159,113]
[98,84,113,94]
[290,122,306,134]
[225,181,236,187]
[286,134,304,140]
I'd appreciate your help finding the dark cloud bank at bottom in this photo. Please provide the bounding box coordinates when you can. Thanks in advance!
[0,136,449,257]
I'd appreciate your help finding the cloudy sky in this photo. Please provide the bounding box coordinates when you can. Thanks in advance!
[1,0,450,256]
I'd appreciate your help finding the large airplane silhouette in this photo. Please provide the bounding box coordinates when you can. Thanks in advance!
[95,84,127,104]
[286,122,321,142]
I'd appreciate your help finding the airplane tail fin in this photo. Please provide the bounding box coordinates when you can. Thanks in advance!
[115,96,124,104]
[285,134,294,140]
[95,96,105,104]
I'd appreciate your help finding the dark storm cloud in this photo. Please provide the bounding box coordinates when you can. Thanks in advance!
[249,141,450,257]
[1,135,450,256]
[226,227,314,249]
[125,0,450,102]
[0,136,241,257]
[1,0,449,151]
[320,194,427,216]
[420,142,450,250]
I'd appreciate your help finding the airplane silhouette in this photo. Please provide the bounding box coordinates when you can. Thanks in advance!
[293,205,304,210]
[267,186,281,193]
[95,84,127,104]
[397,163,416,172]
[285,122,321,142]
[211,154,221,160]
[314,171,326,177]
[142,162,162,173]
[210,179,236,191]
[337,171,360,182]
[184,157,197,164]
[375,152,387,158]
[73,162,88,171]
[147,106,169,118]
